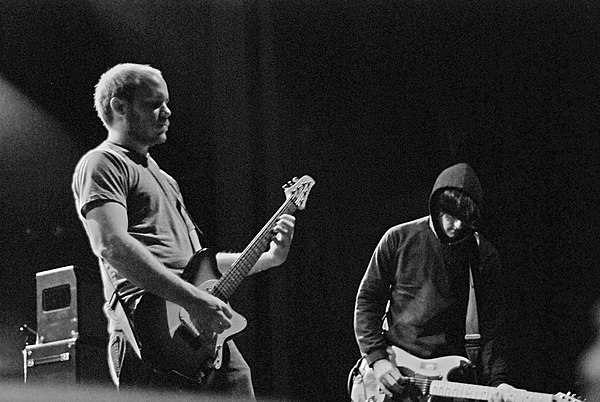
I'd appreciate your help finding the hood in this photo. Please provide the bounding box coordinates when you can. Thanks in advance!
[428,163,483,242]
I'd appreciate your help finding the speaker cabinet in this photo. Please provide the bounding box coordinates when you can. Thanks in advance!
[35,265,107,343]
[24,265,110,385]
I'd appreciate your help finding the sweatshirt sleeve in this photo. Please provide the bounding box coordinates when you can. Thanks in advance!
[354,228,398,366]
[477,238,512,386]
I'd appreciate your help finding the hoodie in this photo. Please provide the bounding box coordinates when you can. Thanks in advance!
[354,163,510,386]
[429,162,483,244]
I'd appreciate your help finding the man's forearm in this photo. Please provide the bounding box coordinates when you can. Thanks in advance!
[98,234,200,309]
[216,251,279,276]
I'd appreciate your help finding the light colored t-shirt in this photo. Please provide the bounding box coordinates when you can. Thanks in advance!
[72,141,200,312]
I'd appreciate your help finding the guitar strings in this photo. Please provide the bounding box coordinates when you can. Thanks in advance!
[214,196,298,299]
[215,181,312,299]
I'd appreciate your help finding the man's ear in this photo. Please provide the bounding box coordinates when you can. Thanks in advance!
[110,97,128,116]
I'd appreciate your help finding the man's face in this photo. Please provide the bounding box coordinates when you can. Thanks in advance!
[439,213,465,239]
[125,75,171,148]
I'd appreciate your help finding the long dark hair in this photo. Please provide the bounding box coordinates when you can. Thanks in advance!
[436,188,480,229]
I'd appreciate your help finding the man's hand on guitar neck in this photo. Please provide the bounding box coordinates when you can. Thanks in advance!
[488,383,520,402]
[243,213,296,274]
[372,358,408,398]
[216,214,296,275]
[264,214,296,267]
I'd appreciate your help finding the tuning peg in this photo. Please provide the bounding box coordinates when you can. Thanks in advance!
[562,391,585,402]
[283,177,300,189]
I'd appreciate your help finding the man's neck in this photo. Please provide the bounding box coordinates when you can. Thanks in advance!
[106,130,149,155]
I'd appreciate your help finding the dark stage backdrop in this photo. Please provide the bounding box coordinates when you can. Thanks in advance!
[1,0,599,400]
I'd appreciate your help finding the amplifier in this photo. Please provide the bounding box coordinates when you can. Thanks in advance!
[35,265,106,343]
[24,265,111,386]
[23,337,111,385]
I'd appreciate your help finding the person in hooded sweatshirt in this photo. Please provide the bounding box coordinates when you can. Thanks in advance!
[354,163,519,401]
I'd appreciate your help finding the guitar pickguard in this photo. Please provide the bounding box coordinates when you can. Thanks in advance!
[135,249,245,380]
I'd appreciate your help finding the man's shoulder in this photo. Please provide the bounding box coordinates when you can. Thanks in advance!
[380,216,430,244]
[388,216,429,232]
[76,142,130,170]
[81,141,125,159]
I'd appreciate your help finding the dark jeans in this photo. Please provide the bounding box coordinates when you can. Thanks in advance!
[109,329,255,400]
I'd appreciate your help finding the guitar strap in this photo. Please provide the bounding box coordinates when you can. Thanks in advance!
[465,233,481,375]
[145,156,207,252]
[99,262,142,359]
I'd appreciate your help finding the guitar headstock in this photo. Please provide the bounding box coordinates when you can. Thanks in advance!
[283,175,315,210]
[555,392,585,402]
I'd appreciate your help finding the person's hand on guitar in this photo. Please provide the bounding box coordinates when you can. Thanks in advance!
[372,358,408,398]
[487,383,519,402]
[184,287,234,335]
[264,214,296,267]
[217,214,297,276]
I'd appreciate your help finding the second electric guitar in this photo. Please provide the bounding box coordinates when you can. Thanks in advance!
[350,346,584,402]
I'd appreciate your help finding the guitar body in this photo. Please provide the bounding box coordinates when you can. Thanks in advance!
[134,176,316,382]
[388,346,471,382]
[350,346,471,402]
[135,248,247,381]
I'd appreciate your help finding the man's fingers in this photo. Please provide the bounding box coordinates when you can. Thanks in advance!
[219,303,233,319]
[380,374,404,396]
[209,315,231,334]
[272,216,295,235]
[214,305,233,331]
[389,380,405,395]
[378,385,393,397]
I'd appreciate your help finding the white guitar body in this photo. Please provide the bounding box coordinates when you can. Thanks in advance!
[351,346,470,402]
[388,346,470,381]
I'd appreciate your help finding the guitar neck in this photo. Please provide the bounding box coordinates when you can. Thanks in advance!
[430,380,554,402]
[212,199,298,301]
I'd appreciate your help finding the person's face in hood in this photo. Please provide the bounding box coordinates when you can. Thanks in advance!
[438,212,468,239]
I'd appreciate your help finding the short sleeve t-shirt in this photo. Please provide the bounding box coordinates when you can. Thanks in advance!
[72,141,200,311]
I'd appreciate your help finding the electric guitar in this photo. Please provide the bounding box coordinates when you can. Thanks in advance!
[135,175,315,382]
[350,345,584,402]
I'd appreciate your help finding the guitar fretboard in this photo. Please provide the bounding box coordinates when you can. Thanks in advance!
[212,198,298,301]
[430,381,553,402]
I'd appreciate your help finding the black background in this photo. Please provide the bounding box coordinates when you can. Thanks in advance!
[1,1,599,400]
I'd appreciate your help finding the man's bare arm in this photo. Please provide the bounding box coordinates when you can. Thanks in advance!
[85,201,232,332]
